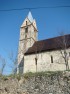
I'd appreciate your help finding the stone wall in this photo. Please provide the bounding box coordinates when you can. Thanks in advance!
[18,16,38,65]
[0,71,70,94]
[24,49,70,73]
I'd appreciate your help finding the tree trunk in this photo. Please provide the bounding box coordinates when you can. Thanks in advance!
[66,61,69,70]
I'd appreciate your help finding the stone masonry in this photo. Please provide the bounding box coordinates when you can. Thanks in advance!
[0,71,70,94]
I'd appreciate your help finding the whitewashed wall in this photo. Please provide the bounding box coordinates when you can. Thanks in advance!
[24,49,70,73]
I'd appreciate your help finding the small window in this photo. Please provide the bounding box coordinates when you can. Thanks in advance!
[51,55,53,63]
[26,21,27,25]
[25,27,28,33]
[35,57,37,65]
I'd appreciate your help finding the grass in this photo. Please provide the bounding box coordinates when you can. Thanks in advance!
[23,71,63,79]
[0,70,69,80]
[0,74,22,81]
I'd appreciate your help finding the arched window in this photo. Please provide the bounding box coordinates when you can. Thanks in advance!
[25,26,28,39]
[26,21,27,25]
[35,57,37,65]
[25,34,27,39]
[25,27,28,33]
[51,55,53,63]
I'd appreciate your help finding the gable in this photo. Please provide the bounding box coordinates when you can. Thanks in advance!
[21,18,31,28]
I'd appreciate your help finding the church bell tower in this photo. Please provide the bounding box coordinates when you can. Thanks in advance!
[18,12,38,67]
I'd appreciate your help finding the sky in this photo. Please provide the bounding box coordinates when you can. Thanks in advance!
[0,0,70,75]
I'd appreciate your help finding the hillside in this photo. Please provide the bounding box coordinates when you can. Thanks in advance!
[0,71,70,94]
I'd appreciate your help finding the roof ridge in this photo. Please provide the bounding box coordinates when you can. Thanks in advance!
[37,34,70,42]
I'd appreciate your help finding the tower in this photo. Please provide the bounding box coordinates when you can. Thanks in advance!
[17,12,38,73]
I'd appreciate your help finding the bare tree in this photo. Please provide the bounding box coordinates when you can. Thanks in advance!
[57,32,70,70]
[0,55,6,75]
[8,51,18,74]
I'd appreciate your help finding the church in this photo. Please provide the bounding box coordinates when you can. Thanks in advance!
[17,12,70,74]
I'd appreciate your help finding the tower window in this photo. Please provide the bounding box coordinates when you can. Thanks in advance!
[51,55,53,63]
[26,21,27,25]
[35,57,37,65]
[25,27,28,33]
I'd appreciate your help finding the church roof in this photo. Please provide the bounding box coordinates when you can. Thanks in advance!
[25,34,70,55]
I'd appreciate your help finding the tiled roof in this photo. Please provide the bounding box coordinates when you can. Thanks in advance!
[25,34,70,55]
